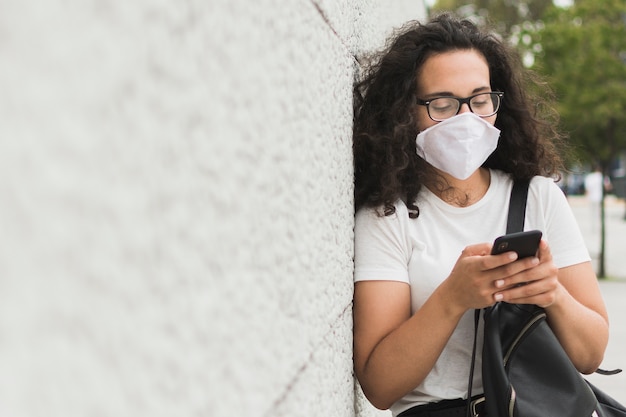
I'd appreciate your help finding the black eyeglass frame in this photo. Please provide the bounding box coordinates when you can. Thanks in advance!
[416,91,505,122]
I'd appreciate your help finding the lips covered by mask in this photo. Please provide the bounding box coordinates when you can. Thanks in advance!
[415,112,501,180]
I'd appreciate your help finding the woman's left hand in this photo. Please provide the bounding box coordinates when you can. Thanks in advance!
[494,240,609,374]
[492,239,561,308]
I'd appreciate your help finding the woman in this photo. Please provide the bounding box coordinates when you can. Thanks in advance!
[352,13,609,417]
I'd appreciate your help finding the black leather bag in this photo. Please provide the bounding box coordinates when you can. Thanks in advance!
[476,179,626,417]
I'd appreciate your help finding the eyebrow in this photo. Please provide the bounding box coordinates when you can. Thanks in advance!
[421,86,492,99]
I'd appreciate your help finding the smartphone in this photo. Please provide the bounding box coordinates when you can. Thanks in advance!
[491,230,542,259]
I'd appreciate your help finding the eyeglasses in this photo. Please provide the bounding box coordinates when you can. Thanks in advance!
[417,91,504,122]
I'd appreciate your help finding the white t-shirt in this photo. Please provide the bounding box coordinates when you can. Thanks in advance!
[354,169,590,417]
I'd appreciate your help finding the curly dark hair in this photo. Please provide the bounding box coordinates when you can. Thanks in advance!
[353,13,565,218]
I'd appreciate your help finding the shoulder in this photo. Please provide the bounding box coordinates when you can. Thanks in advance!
[355,200,411,226]
[354,200,414,283]
[354,200,413,251]
[491,170,560,192]
[491,170,566,210]
[525,175,573,230]
[530,174,560,189]
[529,175,566,201]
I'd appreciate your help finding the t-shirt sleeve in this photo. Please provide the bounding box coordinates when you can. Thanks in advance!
[354,204,412,283]
[531,178,591,268]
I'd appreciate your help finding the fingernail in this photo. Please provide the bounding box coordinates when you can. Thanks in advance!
[495,280,505,288]
[494,293,504,301]
[531,257,539,265]
[508,253,518,260]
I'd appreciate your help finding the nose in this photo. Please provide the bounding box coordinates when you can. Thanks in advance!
[458,102,472,114]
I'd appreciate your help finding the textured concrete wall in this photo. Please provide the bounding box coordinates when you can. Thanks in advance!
[0,1,424,416]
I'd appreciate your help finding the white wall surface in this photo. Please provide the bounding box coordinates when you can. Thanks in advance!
[0,1,425,416]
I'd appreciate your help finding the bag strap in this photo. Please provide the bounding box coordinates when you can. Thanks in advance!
[466,309,481,417]
[506,179,622,376]
[466,179,530,417]
[506,178,530,234]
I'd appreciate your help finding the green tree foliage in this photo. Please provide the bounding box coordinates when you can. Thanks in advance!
[532,0,626,166]
[532,0,626,277]
[430,0,556,67]
[431,0,553,38]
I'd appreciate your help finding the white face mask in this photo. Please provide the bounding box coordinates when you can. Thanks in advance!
[415,112,501,180]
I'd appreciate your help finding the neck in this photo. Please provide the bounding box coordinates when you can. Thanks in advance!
[427,168,491,207]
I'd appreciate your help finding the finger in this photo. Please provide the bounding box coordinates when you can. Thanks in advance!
[495,272,557,304]
[502,286,553,306]
[485,253,521,284]
[460,242,493,257]
[489,254,536,288]
[537,239,552,261]
[491,251,520,267]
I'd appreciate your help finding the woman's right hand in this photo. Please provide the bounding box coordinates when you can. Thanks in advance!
[441,242,541,312]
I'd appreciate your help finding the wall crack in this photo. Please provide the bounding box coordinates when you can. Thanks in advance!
[263,301,354,416]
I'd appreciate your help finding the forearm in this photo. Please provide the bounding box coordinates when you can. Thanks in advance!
[546,282,609,374]
[357,285,466,409]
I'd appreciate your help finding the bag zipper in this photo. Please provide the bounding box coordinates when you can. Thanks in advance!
[509,387,516,417]
[503,311,546,366]
[502,311,546,417]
